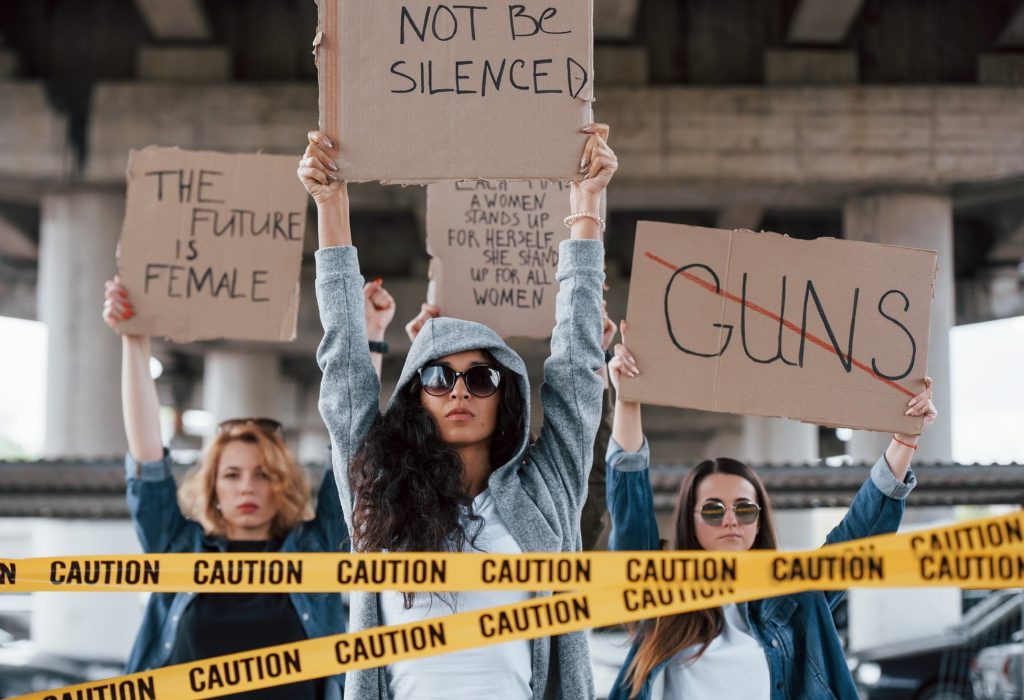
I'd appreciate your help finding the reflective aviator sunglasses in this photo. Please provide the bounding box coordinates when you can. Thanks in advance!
[696,500,762,526]
[417,365,502,398]
[217,417,284,437]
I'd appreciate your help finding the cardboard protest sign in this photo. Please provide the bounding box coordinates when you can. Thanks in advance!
[116,147,307,343]
[317,0,594,182]
[426,180,572,338]
[620,222,938,434]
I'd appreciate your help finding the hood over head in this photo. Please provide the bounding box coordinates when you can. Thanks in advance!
[390,317,531,468]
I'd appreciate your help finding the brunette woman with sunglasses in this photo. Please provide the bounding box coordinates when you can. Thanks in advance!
[101,278,395,699]
[298,124,616,699]
[603,333,937,700]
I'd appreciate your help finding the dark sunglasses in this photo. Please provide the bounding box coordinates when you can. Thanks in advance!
[696,501,762,526]
[418,365,502,398]
[217,417,284,437]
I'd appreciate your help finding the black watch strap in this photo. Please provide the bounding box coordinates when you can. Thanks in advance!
[604,348,614,364]
[368,340,389,354]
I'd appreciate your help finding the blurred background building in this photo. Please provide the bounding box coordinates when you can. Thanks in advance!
[0,1,1023,698]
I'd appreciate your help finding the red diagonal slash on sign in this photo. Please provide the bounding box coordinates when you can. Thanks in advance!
[644,251,916,399]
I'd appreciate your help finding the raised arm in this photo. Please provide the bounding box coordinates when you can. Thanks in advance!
[531,124,617,511]
[103,277,162,463]
[818,379,936,608]
[363,278,396,379]
[604,333,660,551]
[300,130,382,532]
[104,278,193,551]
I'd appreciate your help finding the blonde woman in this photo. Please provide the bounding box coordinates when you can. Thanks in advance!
[101,276,392,699]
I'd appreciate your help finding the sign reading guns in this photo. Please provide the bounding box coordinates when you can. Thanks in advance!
[320,0,594,182]
[620,222,938,434]
[116,147,307,343]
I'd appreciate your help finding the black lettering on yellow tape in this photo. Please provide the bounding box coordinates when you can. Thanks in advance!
[42,675,156,700]
[919,552,1024,582]
[335,623,446,664]
[336,558,446,585]
[193,559,302,586]
[910,518,1023,555]
[188,647,302,693]
[49,559,160,586]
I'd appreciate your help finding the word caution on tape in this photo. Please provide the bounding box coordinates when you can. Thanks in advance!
[4,511,1023,700]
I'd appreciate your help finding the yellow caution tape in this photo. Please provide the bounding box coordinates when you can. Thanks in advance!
[2,510,1022,593]
[5,511,1024,700]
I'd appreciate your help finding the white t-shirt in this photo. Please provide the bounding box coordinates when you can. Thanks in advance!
[662,604,771,700]
[380,489,533,700]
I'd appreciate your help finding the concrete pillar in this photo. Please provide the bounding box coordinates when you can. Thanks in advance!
[741,416,818,465]
[843,194,958,653]
[38,190,127,457]
[843,193,954,464]
[739,416,819,549]
[202,350,282,426]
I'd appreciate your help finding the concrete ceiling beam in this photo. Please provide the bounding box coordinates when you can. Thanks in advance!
[0,213,36,261]
[133,0,211,41]
[594,0,641,41]
[787,0,866,45]
[7,83,1024,197]
[716,205,765,231]
[996,2,1024,49]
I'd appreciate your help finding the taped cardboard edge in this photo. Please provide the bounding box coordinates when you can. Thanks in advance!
[316,0,339,141]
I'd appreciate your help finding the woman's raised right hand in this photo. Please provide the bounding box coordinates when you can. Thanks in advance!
[102,276,134,332]
[405,302,441,342]
[608,321,640,397]
[297,130,346,206]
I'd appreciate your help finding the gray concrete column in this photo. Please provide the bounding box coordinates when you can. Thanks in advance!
[38,190,126,457]
[741,416,818,465]
[739,416,819,549]
[843,193,954,464]
[202,349,282,425]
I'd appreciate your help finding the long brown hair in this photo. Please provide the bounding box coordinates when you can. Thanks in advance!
[625,457,778,697]
[179,424,313,539]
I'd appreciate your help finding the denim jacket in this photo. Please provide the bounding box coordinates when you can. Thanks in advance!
[606,438,916,700]
[123,451,346,700]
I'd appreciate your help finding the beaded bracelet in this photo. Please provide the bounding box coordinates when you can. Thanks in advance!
[563,211,606,233]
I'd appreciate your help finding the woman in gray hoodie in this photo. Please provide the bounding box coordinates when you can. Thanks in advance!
[297,125,618,700]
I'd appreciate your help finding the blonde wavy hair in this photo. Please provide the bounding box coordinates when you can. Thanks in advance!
[178,423,313,538]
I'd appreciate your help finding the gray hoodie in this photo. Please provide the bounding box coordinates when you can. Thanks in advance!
[315,239,605,699]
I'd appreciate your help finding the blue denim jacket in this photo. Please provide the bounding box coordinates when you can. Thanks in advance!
[606,439,916,700]
[123,451,347,700]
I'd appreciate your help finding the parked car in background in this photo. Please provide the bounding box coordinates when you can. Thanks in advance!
[970,631,1023,700]
[848,590,1022,700]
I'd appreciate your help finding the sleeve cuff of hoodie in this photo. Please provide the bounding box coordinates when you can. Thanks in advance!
[556,239,604,279]
[314,245,361,284]
[870,453,917,500]
[125,449,173,482]
[606,436,651,473]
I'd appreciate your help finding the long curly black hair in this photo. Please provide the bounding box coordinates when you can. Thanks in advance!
[349,352,525,606]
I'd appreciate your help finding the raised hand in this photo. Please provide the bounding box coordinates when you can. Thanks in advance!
[102,276,135,331]
[363,279,396,340]
[297,130,346,207]
[405,302,441,343]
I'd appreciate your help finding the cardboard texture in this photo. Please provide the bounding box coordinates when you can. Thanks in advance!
[317,0,594,183]
[427,180,571,338]
[620,222,938,434]
[116,147,308,343]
